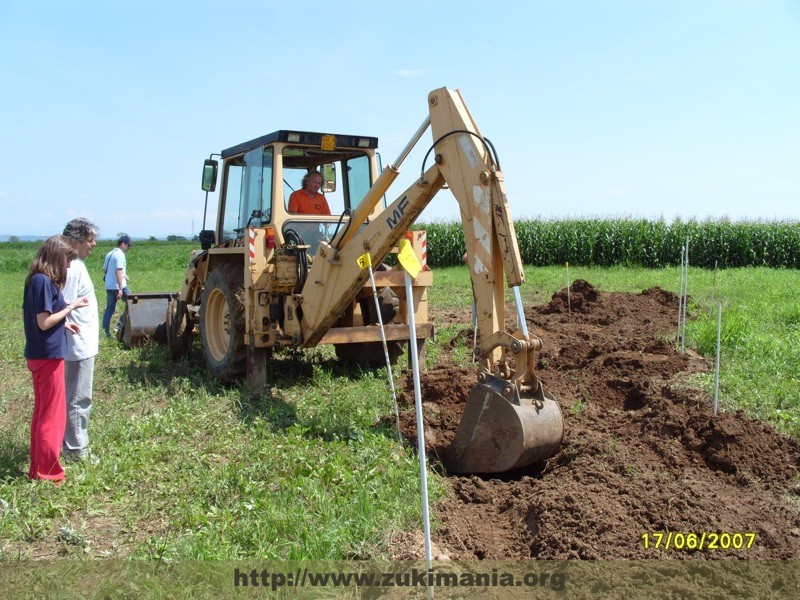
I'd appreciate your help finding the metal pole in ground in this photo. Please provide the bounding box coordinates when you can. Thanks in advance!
[711,260,718,305]
[566,261,571,315]
[714,302,722,416]
[681,237,690,352]
[677,245,685,346]
[465,252,477,364]
[397,240,433,581]
[357,252,402,444]
[405,270,432,565]
[471,301,478,364]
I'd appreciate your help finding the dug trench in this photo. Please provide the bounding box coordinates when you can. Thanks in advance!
[391,281,800,559]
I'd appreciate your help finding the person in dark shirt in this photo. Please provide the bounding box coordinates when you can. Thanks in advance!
[23,235,89,484]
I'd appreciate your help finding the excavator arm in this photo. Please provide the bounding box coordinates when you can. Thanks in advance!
[302,89,532,382]
[298,88,563,473]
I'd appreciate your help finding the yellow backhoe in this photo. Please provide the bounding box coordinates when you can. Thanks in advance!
[125,87,563,473]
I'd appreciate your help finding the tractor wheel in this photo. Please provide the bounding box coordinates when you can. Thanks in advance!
[199,263,246,382]
[166,297,193,361]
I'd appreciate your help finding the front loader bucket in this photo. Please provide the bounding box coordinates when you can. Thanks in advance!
[444,373,563,474]
[117,293,175,349]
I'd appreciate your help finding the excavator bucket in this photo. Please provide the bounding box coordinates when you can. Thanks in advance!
[444,373,564,473]
[116,293,175,349]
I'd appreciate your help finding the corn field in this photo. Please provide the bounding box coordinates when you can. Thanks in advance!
[421,219,800,269]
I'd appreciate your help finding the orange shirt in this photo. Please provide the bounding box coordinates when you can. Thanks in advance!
[288,191,331,215]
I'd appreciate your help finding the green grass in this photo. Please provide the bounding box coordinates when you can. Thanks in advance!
[1,336,430,560]
[1,244,438,561]
[685,268,800,433]
[0,241,798,563]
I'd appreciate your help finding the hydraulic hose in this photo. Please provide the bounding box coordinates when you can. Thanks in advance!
[419,130,500,182]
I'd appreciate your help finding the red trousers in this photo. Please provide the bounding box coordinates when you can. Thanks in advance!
[27,359,66,483]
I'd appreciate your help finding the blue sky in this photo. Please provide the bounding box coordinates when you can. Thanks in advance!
[1,0,798,239]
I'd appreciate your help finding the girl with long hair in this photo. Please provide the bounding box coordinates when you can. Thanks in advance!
[23,235,89,483]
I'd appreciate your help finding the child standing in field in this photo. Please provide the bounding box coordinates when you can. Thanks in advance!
[23,235,89,484]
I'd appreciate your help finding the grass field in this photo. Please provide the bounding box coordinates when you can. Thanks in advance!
[0,240,798,562]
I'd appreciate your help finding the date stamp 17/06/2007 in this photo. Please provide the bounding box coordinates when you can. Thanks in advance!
[641,531,757,551]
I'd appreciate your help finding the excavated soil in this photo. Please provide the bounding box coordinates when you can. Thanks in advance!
[392,281,800,559]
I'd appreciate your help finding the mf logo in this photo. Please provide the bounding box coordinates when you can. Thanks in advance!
[385,196,410,229]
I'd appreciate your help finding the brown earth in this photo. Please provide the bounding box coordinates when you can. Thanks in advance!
[392,281,800,560]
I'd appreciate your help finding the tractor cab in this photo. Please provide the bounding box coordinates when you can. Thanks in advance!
[201,130,383,255]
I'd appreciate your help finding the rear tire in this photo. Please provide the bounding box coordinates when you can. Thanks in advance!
[200,264,246,382]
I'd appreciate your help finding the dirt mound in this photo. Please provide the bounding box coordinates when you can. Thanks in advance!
[394,282,800,559]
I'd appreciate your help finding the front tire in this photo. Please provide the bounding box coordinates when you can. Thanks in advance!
[200,264,246,382]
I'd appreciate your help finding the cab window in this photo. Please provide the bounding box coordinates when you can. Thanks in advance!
[220,163,243,242]
[282,148,372,216]
[344,154,371,213]
[220,147,273,242]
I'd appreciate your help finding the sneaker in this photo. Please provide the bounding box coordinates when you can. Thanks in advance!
[62,451,81,463]
[63,450,100,465]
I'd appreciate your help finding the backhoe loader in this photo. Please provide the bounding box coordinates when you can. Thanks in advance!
[129,87,563,473]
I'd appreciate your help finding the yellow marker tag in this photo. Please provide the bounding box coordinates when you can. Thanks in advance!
[356,253,372,270]
[321,134,336,151]
[397,239,421,279]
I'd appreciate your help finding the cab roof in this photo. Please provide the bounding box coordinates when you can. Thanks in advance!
[221,130,379,159]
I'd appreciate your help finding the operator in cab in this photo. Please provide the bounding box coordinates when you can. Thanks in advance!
[288,171,331,215]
